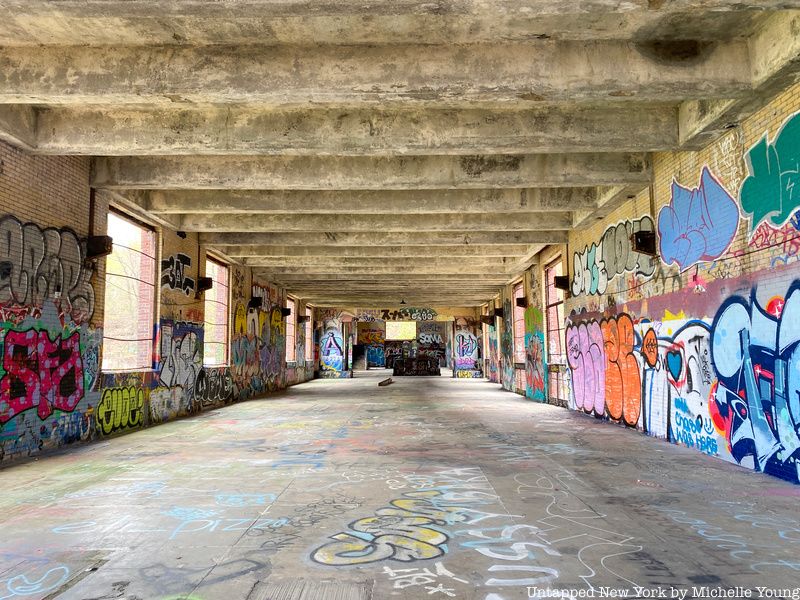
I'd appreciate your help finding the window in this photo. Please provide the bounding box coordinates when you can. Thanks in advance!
[513,282,525,364]
[386,321,416,340]
[286,298,296,362]
[545,259,568,404]
[102,211,157,370]
[305,306,313,362]
[203,259,229,367]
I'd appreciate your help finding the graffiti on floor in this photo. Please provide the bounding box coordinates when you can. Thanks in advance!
[311,467,509,565]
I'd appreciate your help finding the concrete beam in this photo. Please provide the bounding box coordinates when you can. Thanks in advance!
[254,266,510,275]
[0,2,790,47]
[678,11,800,148]
[242,256,517,268]
[147,188,600,215]
[221,245,532,258]
[92,154,650,190]
[267,274,511,283]
[0,42,751,107]
[181,212,572,233]
[201,231,568,246]
[0,105,36,150]
[32,105,678,156]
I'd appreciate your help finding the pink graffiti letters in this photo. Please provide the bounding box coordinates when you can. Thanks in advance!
[0,329,83,423]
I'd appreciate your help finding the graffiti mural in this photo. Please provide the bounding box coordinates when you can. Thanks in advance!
[319,310,347,378]
[0,214,95,322]
[358,322,385,368]
[157,320,203,397]
[454,330,479,372]
[741,111,800,234]
[160,253,195,295]
[711,284,800,482]
[96,386,145,436]
[524,307,546,402]
[1,300,101,461]
[417,321,446,366]
[571,216,656,297]
[486,324,499,384]
[658,167,740,271]
[194,367,234,407]
[500,299,514,391]
[566,313,641,427]
[358,307,437,322]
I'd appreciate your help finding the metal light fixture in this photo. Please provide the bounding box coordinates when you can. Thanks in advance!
[400,299,407,305]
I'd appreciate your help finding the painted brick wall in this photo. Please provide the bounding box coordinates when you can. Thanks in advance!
[563,82,800,484]
[0,141,305,464]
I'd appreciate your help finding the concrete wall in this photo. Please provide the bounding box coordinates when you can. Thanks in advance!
[0,140,310,464]
[562,81,800,483]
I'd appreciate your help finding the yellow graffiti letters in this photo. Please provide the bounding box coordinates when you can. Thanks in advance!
[97,387,144,435]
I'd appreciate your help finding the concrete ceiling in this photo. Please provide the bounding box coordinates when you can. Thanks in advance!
[1,1,799,307]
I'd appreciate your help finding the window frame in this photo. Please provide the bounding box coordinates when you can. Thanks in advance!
[101,208,158,372]
[203,257,230,368]
[544,258,568,404]
[512,281,526,364]
[286,297,297,363]
[305,306,313,362]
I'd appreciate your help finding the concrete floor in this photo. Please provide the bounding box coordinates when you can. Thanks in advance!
[2,372,800,600]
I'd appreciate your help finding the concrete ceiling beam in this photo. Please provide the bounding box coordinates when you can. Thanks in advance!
[241,256,518,268]
[0,1,791,48]
[220,245,533,258]
[92,153,650,190]
[31,105,678,156]
[678,11,800,148]
[0,105,36,150]
[146,187,600,215]
[0,42,751,107]
[200,231,568,246]
[267,274,511,283]
[181,212,573,233]
[253,266,512,275]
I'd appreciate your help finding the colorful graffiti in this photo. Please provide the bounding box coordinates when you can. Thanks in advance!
[417,321,446,366]
[96,386,145,436]
[157,319,203,398]
[160,253,195,295]
[0,215,96,322]
[358,307,437,322]
[566,313,641,427]
[454,330,479,372]
[571,216,656,296]
[311,467,501,565]
[524,306,546,402]
[486,324,499,384]
[658,166,740,271]
[500,299,514,391]
[711,284,800,482]
[358,322,385,368]
[1,300,101,461]
[741,111,800,234]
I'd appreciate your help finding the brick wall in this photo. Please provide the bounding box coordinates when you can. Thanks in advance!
[0,141,303,463]
[562,82,800,484]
